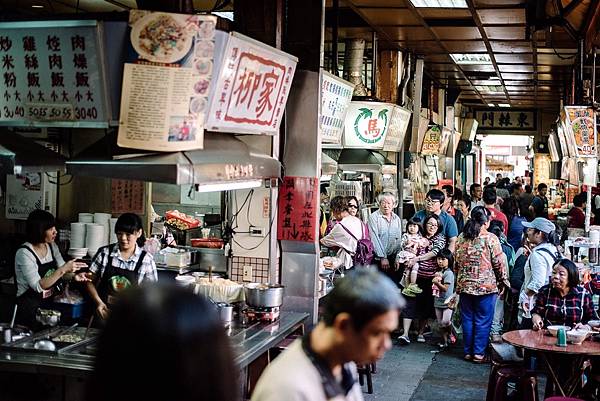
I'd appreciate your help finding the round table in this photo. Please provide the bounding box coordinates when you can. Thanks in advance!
[503,329,600,397]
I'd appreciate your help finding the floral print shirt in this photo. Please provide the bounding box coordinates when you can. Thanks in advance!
[455,232,509,296]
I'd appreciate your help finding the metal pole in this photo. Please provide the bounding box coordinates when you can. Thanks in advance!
[371,30,377,98]
[332,0,339,76]
[587,186,592,234]
[593,47,597,106]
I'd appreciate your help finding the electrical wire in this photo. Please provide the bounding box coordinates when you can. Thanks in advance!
[45,171,73,186]
[549,26,576,60]
[246,188,257,227]
[232,199,277,251]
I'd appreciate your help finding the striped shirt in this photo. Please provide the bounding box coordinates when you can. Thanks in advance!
[90,244,157,284]
[417,233,446,278]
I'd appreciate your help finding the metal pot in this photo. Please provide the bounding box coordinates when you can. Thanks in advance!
[244,283,284,308]
[216,302,233,326]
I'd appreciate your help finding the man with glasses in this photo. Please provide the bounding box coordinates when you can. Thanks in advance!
[413,189,458,252]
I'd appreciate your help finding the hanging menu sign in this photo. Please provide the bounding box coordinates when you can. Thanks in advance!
[382,106,411,152]
[277,176,319,242]
[205,32,298,135]
[563,106,596,157]
[320,71,354,144]
[343,101,394,149]
[0,20,109,127]
[421,125,442,155]
[111,179,145,215]
[117,11,216,152]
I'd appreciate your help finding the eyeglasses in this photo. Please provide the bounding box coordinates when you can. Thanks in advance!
[425,198,440,204]
[426,222,438,227]
[348,204,358,209]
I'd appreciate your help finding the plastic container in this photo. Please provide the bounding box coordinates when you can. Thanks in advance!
[50,302,85,319]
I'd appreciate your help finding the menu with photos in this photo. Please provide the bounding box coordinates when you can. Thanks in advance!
[117,11,216,152]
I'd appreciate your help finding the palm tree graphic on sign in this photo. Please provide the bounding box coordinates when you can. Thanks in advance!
[353,108,388,144]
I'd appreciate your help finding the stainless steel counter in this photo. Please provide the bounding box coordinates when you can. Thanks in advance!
[0,312,308,377]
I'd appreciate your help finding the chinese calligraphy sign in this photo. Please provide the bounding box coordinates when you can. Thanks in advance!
[320,71,354,144]
[563,106,596,157]
[111,179,145,215]
[206,32,298,135]
[421,125,442,155]
[474,109,536,131]
[277,176,319,242]
[0,21,107,127]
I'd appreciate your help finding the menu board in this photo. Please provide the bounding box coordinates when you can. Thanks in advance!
[277,176,318,242]
[382,106,411,152]
[205,32,298,135]
[111,179,145,215]
[320,71,354,144]
[0,20,108,127]
[563,106,596,157]
[343,101,395,149]
[421,125,442,155]
[117,11,216,152]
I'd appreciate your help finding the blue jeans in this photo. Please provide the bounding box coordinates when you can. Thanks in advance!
[460,293,497,356]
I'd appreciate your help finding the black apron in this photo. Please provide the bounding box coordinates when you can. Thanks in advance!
[15,244,62,329]
[96,244,146,306]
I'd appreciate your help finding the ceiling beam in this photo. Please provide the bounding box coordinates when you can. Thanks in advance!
[465,0,512,105]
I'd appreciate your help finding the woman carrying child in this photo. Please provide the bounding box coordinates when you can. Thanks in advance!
[432,248,456,349]
[397,217,429,296]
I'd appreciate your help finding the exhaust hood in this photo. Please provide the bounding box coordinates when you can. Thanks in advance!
[0,130,66,174]
[325,149,396,174]
[67,133,281,186]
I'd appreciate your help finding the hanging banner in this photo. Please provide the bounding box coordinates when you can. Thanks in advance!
[343,101,393,149]
[533,154,551,187]
[383,106,412,152]
[0,20,110,127]
[320,71,354,144]
[277,176,319,242]
[421,125,442,155]
[474,109,536,131]
[205,32,298,135]
[562,106,596,157]
[117,11,216,152]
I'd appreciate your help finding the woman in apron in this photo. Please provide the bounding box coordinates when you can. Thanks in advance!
[14,210,87,329]
[83,213,157,321]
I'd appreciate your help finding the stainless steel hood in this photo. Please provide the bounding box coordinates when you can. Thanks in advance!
[67,133,281,185]
[325,149,396,174]
[0,130,66,174]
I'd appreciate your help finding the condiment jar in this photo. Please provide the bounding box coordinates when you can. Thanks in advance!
[556,327,567,347]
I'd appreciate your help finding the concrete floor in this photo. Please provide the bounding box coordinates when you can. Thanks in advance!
[362,339,489,401]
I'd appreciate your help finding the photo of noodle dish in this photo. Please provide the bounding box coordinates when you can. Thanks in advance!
[131,12,194,63]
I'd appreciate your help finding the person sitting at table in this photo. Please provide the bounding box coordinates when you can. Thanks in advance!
[531,258,594,331]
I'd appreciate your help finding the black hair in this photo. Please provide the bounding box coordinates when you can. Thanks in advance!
[436,248,454,271]
[115,213,145,247]
[463,206,490,239]
[330,195,349,214]
[525,185,532,193]
[25,209,56,244]
[553,258,580,288]
[88,284,238,401]
[453,188,464,201]
[321,268,404,331]
[441,185,453,197]
[502,197,520,225]
[537,183,547,191]
[426,188,445,204]
[423,213,443,236]
[488,220,505,239]
[512,183,522,193]
[483,187,497,205]
[406,217,424,235]
[460,194,472,210]
[533,228,561,246]
[469,183,481,195]
[573,193,584,207]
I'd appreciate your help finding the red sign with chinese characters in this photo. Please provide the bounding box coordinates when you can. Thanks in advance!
[111,179,145,215]
[277,176,319,242]
[206,32,297,135]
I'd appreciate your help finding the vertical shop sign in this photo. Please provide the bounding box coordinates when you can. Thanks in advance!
[421,125,442,155]
[111,179,145,215]
[563,106,596,157]
[0,20,108,127]
[206,32,298,135]
[320,71,354,144]
[382,106,411,152]
[277,176,319,242]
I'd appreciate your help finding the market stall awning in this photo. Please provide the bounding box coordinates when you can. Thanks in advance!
[67,133,281,186]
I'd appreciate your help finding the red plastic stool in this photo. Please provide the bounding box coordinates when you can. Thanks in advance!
[486,365,539,401]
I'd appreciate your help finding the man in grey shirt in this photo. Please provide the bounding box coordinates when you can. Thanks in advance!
[251,269,404,401]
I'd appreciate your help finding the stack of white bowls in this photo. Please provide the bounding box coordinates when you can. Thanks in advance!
[109,218,118,244]
[94,213,112,246]
[78,213,94,223]
[70,222,87,249]
[67,248,88,259]
[85,223,105,258]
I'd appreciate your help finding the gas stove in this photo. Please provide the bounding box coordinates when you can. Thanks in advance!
[243,306,280,322]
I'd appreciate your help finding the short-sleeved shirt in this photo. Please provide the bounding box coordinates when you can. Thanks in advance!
[486,206,509,235]
[434,269,455,308]
[567,207,585,229]
[417,233,446,278]
[413,210,458,241]
[531,195,548,219]
[15,242,65,297]
[89,244,157,284]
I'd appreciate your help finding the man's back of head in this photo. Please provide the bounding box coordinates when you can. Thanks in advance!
[483,187,497,206]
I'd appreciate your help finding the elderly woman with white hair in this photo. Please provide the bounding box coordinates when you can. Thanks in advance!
[368,192,403,285]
